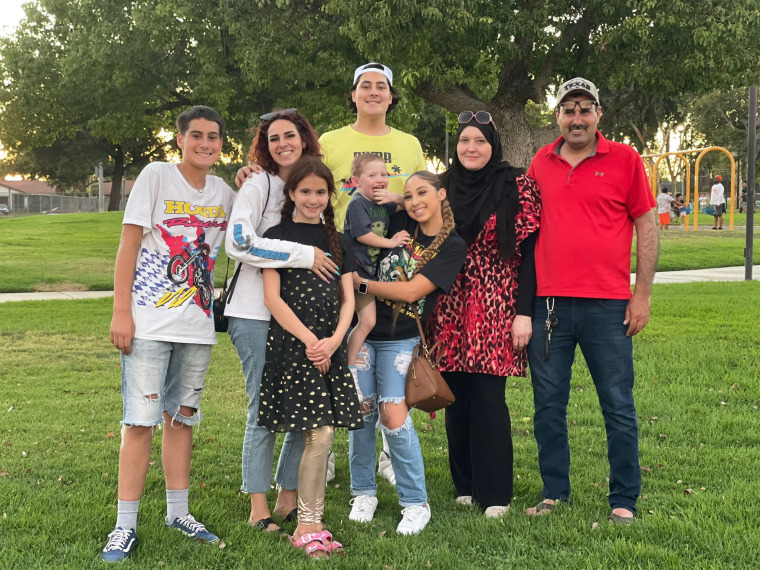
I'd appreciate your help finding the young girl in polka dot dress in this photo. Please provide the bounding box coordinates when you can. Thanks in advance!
[259,156,362,558]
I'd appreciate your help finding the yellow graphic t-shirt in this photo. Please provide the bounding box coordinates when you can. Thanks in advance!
[319,125,427,231]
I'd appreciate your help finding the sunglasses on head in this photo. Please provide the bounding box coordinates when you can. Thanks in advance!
[556,100,598,114]
[260,108,298,121]
[458,111,493,125]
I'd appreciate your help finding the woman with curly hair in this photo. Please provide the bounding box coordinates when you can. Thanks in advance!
[224,110,338,534]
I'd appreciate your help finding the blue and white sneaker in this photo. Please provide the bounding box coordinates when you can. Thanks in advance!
[101,527,138,562]
[166,514,219,543]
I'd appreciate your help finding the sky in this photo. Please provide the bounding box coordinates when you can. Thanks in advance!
[0,0,27,36]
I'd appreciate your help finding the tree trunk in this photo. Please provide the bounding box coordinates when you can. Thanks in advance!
[108,144,125,212]
[490,103,557,170]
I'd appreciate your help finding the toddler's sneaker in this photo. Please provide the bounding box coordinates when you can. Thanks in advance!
[348,495,378,523]
[396,504,431,535]
[101,527,138,562]
[377,450,396,486]
[166,514,219,543]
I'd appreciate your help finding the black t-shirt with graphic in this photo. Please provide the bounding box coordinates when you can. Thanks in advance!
[368,212,467,341]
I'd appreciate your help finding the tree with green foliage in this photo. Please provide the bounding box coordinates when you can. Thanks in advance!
[0,0,251,209]
[224,0,760,167]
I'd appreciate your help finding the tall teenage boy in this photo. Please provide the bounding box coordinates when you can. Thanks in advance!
[102,106,235,562]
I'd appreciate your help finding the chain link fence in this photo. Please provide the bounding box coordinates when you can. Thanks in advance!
[1,194,125,217]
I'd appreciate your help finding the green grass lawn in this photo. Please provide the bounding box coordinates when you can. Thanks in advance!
[1,212,759,293]
[0,213,231,293]
[1,282,759,567]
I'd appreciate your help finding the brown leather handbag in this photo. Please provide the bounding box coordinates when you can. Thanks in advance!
[404,298,455,413]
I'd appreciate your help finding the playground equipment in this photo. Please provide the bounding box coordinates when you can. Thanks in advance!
[641,147,735,230]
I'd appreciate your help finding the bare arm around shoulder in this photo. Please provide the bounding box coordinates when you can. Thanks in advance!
[352,271,437,304]
[626,208,659,336]
[110,224,143,355]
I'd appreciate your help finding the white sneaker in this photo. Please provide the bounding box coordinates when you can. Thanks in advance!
[348,495,378,523]
[455,495,473,506]
[484,505,510,518]
[396,504,431,535]
[326,451,335,484]
[377,450,396,486]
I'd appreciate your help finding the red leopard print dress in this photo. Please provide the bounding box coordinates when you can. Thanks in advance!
[428,174,540,377]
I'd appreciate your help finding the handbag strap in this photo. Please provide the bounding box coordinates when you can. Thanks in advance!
[394,265,429,353]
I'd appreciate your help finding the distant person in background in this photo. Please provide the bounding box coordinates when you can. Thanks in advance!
[656,187,674,230]
[699,192,708,212]
[738,181,754,213]
[672,193,690,225]
[710,175,725,229]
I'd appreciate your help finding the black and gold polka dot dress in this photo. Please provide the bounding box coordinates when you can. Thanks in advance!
[258,220,363,433]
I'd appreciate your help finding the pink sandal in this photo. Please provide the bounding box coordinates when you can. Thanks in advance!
[291,533,329,559]
[314,530,344,555]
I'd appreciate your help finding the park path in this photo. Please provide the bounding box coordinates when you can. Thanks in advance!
[1,265,758,303]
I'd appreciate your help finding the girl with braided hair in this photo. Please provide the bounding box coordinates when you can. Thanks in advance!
[259,156,362,559]
[347,171,466,535]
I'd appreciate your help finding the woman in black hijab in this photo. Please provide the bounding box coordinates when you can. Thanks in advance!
[428,112,541,517]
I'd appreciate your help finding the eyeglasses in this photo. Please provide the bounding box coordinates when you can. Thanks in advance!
[557,100,598,114]
[260,108,298,121]
[458,111,493,125]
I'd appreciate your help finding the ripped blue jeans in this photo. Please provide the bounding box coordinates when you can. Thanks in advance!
[348,337,428,507]
[121,338,211,426]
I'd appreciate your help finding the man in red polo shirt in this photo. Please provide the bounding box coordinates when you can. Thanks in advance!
[525,77,658,524]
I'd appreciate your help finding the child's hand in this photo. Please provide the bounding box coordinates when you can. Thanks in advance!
[306,337,339,362]
[315,358,331,374]
[235,163,264,188]
[110,311,135,355]
[389,230,411,247]
[372,188,398,205]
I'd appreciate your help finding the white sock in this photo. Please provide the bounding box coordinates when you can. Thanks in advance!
[166,488,189,524]
[115,499,139,531]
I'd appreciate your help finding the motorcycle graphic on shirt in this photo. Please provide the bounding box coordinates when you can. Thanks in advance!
[166,233,213,310]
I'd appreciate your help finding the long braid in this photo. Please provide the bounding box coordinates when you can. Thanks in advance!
[280,196,295,224]
[410,198,455,277]
[391,177,455,325]
[321,203,343,269]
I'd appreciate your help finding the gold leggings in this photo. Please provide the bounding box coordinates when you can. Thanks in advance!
[297,425,335,525]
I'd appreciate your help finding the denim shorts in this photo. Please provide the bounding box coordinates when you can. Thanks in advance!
[121,338,212,427]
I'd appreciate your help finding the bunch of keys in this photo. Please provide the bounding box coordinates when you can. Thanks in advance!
[544,297,558,361]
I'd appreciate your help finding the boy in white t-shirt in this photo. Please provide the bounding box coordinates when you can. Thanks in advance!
[102,106,235,562]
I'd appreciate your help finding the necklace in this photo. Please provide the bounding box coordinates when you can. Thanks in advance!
[177,164,205,192]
